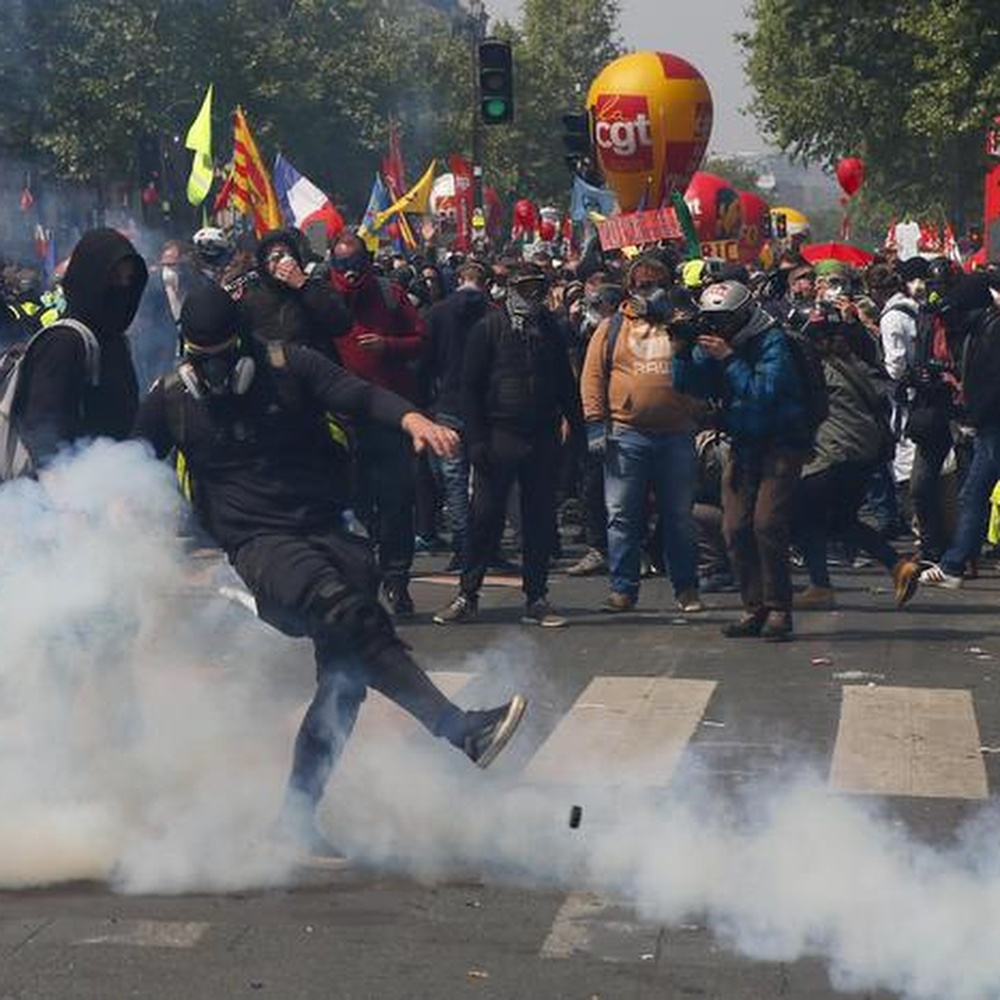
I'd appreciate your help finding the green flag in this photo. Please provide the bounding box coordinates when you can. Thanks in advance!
[185,84,214,207]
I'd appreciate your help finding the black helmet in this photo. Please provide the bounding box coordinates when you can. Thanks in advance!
[699,280,754,340]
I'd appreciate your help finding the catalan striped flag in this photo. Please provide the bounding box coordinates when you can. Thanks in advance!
[214,106,282,236]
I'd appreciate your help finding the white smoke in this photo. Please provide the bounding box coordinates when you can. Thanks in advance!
[3,442,1000,999]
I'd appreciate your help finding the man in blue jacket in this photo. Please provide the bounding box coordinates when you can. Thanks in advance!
[672,280,811,641]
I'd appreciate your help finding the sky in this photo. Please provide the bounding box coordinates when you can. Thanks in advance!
[483,0,768,154]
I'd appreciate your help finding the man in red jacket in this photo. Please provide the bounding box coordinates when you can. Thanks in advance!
[329,231,425,615]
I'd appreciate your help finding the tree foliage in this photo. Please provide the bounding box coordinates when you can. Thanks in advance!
[741,0,1000,227]
[0,0,623,225]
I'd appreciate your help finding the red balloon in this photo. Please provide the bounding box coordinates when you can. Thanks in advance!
[836,157,865,198]
[736,189,770,264]
[511,198,537,241]
[684,172,743,243]
[538,218,557,242]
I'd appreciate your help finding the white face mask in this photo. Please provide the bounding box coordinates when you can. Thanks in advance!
[906,278,927,302]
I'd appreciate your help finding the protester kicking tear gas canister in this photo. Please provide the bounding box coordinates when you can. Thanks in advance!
[133,285,527,863]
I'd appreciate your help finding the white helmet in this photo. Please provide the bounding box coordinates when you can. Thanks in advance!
[192,226,233,264]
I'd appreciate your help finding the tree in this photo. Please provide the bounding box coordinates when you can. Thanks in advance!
[740,0,1000,229]
[484,0,624,205]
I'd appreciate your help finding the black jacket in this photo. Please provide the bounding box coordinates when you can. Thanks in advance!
[461,306,582,448]
[421,287,491,419]
[133,343,412,555]
[237,231,351,359]
[961,306,1000,428]
[19,228,147,467]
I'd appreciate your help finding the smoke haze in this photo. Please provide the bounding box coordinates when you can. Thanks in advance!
[1,442,998,999]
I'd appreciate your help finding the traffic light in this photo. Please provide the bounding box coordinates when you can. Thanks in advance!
[561,110,602,186]
[478,39,513,125]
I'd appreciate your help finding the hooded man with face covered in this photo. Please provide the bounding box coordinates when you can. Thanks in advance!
[236,228,351,360]
[133,285,528,861]
[432,261,583,628]
[17,227,148,469]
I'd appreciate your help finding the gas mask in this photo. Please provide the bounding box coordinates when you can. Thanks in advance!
[628,285,671,324]
[180,337,255,399]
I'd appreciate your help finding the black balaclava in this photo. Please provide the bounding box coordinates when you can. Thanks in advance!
[62,228,149,337]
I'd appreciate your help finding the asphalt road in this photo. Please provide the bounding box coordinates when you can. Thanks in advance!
[1,548,998,1000]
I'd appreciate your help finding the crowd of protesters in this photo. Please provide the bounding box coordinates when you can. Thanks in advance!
[5,222,1000,635]
[4,216,1000,857]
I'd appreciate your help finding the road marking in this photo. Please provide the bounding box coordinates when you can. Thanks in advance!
[523,676,717,787]
[829,685,988,799]
[71,919,209,948]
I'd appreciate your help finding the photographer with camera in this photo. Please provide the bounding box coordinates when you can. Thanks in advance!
[580,253,705,614]
[672,280,813,641]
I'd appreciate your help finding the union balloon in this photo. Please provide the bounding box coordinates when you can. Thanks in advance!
[684,172,742,242]
[737,189,771,263]
[586,51,713,213]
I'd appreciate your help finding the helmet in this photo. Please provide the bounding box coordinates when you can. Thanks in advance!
[699,279,752,314]
[698,280,753,339]
[192,226,233,265]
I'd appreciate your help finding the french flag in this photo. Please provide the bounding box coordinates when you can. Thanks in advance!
[273,152,345,240]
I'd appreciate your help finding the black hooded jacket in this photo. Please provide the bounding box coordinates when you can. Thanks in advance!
[421,286,492,418]
[237,228,351,359]
[18,228,147,467]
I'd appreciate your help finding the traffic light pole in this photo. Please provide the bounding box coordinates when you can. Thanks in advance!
[469,4,486,223]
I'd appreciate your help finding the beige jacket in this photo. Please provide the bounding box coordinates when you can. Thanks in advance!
[580,310,701,432]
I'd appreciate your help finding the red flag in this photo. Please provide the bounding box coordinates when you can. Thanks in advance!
[448,154,474,251]
[381,120,406,198]
[215,107,281,236]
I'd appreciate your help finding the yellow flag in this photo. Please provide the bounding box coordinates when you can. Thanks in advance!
[372,159,437,230]
[185,84,214,207]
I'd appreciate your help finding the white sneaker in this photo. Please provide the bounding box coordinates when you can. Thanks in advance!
[918,564,963,589]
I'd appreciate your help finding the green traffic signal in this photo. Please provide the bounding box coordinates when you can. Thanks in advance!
[478,39,513,125]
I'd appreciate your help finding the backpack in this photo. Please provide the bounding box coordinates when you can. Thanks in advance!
[782,327,829,442]
[0,319,100,481]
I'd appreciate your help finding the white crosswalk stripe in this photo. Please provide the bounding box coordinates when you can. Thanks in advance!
[828,684,988,799]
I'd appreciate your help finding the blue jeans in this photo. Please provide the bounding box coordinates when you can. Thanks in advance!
[940,424,1000,575]
[604,425,699,598]
[433,412,469,556]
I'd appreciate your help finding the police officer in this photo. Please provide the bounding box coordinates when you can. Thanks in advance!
[133,286,527,860]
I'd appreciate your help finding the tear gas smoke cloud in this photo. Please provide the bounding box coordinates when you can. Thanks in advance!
[3,443,1000,998]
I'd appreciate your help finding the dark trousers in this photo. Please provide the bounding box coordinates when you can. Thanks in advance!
[461,429,559,604]
[232,528,465,811]
[414,452,441,540]
[580,446,608,552]
[910,430,952,562]
[355,423,416,583]
[721,446,805,614]
[693,502,730,578]
[794,462,903,588]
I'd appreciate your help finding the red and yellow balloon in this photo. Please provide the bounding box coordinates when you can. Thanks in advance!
[684,172,742,242]
[587,51,713,213]
[737,189,771,263]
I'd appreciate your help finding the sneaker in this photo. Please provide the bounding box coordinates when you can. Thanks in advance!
[601,591,636,613]
[566,548,607,577]
[891,558,920,607]
[760,609,793,642]
[383,581,415,618]
[432,593,478,625]
[918,564,963,589]
[793,585,836,610]
[521,599,568,628]
[464,695,528,768]
[676,588,704,613]
[721,611,766,638]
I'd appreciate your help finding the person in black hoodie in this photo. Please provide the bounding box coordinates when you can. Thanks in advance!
[236,228,351,358]
[920,274,1000,589]
[432,262,583,627]
[133,285,527,860]
[18,227,148,469]
[421,260,492,571]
